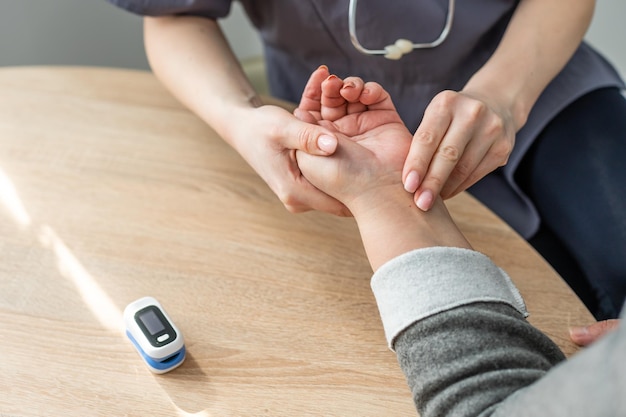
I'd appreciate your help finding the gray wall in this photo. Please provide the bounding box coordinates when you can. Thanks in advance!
[1,0,624,76]
[585,0,626,77]
[1,1,150,70]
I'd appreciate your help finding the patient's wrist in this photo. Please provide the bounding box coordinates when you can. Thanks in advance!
[348,188,472,270]
[347,184,413,219]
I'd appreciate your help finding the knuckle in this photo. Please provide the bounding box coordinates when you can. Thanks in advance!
[415,129,438,146]
[435,90,457,107]
[276,180,315,214]
[485,115,506,137]
[284,204,306,214]
[438,144,461,163]
[465,100,486,121]
[427,91,455,116]
[296,128,316,153]
[273,121,317,153]
[281,194,305,213]
[274,182,298,208]
[451,159,472,179]
[491,139,513,165]
[268,123,290,151]
[427,175,445,191]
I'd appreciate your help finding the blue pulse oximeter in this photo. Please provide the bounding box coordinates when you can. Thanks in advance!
[124,296,186,374]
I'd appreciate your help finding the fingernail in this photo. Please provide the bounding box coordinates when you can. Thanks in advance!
[569,326,589,339]
[318,64,328,71]
[404,171,420,193]
[416,190,433,211]
[318,134,337,153]
[342,81,355,89]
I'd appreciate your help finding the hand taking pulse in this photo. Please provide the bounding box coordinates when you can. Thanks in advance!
[402,89,517,211]
[230,103,348,216]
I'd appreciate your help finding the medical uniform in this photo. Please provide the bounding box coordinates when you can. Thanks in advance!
[107,0,626,318]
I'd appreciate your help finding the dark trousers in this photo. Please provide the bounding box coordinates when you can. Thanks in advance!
[516,87,626,320]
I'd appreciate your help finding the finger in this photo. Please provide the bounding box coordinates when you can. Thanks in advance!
[283,184,351,216]
[414,121,474,210]
[411,91,495,210]
[357,81,397,112]
[287,149,352,216]
[439,138,491,199]
[446,136,514,198]
[297,65,330,114]
[279,115,338,155]
[402,93,453,196]
[293,107,319,124]
[339,77,366,103]
[446,151,508,198]
[320,75,349,121]
[444,163,490,200]
[569,319,621,347]
[339,77,368,114]
[345,81,391,115]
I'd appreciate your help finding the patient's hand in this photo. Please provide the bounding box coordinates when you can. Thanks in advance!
[294,66,412,202]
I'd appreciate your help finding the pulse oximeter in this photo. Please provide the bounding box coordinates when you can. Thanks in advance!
[124,296,186,374]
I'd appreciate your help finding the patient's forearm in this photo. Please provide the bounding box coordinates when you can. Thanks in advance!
[349,187,472,271]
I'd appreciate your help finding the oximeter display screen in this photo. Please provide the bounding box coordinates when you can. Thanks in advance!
[139,309,166,335]
[134,305,176,347]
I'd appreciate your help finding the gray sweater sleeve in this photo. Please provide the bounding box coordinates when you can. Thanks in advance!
[371,247,626,416]
[394,303,565,416]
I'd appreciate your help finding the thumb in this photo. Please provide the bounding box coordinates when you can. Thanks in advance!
[281,118,337,156]
[569,319,620,347]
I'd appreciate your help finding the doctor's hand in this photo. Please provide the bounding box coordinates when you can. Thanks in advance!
[402,90,517,211]
[231,103,352,216]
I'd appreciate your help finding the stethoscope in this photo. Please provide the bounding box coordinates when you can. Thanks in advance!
[348,0,455,60]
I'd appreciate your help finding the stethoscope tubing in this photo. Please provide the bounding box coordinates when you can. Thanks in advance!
[348,0,455,58]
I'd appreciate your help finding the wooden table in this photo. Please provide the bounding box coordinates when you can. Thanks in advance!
[0,67,594,417]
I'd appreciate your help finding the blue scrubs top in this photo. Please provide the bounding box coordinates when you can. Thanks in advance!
[108,0,625,238]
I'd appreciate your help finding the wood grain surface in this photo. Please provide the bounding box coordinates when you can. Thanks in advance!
[0,67,594,417]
